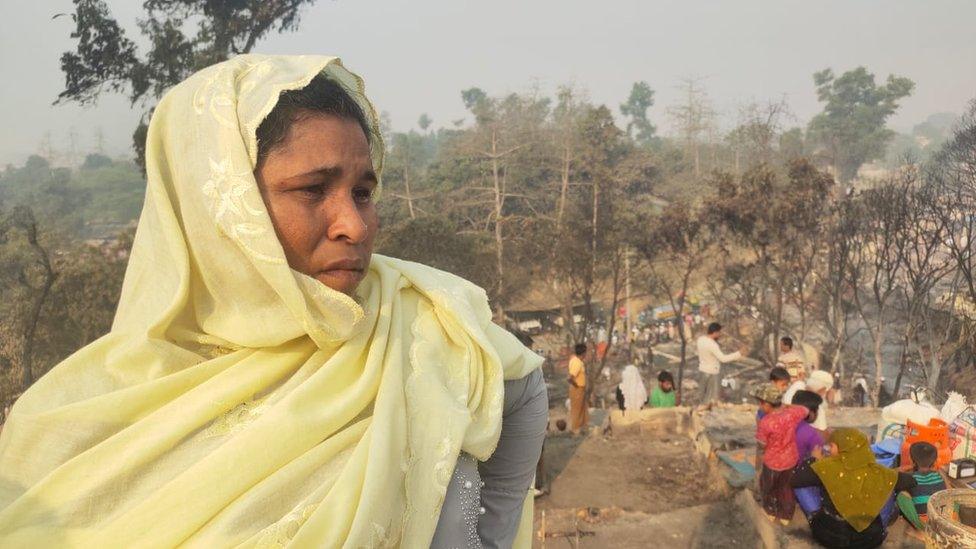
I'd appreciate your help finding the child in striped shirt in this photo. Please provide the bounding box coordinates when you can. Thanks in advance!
[896,441,947,529]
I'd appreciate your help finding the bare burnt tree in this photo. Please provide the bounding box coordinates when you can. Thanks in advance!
[708,161,832,364]
[451,89,548,320]
[634,202,717,405]
[781,161,835,345]
[849,176,912,405]
[927,100,976,385]
[540,86,590,348]
[574,106,651,388]
[668,77,715,178]
[727,97,793,173]
[892,167,954,395]
[818,195,862,377]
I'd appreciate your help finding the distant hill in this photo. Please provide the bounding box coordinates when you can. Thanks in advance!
[0,154,145,239]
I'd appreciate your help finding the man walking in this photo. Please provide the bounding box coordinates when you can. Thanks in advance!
[697,322,744,407]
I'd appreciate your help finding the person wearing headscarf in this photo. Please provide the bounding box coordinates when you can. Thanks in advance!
[615,364,647,413]
[791,428,916,548]
[0,55,547,548]
[784,369,834,431]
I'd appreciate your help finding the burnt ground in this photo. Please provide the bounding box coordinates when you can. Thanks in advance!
[532,404,929,549]
[539,434,725,512]
[534,429,758,548]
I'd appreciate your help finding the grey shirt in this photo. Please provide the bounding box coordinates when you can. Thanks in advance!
[429,368,548,549]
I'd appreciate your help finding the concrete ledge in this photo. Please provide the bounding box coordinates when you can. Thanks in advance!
[608,407,692,436]
[736,489,781,549]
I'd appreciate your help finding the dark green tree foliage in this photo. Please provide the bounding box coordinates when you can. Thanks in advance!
[57,0,142,105]
[620,81,657,146]
[417,113,433,132]
[460,87,492,126]
[807,67,914,184]
[82,153,113,170]
[57,0,318,163]
[376,216,493,290]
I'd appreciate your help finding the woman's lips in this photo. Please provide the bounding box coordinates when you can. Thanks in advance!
[317,268,365,285]
[315,258,368,290]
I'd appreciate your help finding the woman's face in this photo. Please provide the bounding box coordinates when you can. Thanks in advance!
[255,114,378,295]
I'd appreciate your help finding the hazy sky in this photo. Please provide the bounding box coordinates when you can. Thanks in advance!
[2,0,975,165]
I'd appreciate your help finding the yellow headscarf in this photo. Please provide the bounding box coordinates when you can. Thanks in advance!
[811,428,898,532]
[0,55,541,547]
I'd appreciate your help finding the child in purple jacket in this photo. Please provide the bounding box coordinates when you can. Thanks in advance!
[791,389,825,518]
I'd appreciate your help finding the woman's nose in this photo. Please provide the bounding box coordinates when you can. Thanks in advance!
[325,195,368,243]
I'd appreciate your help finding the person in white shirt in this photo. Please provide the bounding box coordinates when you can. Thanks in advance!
[783,369,833,431]
[697,322,744,406]
[776,336,808,380]
[782,378,806,407]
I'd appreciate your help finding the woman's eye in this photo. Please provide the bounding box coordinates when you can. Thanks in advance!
[298,184,327,198]
[353,186,374,204]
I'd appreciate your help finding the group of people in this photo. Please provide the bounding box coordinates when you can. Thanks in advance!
[564,342,678,435]
[565,321,948,548]
[752,346,946,548]
[614,367,677,412]
[688,325,947,548]
[636,310,708,345]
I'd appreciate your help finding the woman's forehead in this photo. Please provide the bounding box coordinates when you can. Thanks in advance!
[267,115,374,179]
[283,114,370,154]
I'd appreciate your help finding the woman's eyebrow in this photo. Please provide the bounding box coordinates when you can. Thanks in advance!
[283,165,342,183]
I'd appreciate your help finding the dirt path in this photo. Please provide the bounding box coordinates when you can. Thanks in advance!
[534,431,758,548]
[539,434,726,512]
[534,502,757,549]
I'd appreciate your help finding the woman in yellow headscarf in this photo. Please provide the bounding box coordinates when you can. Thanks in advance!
[791,428,915,548]
[0,55,547,548]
